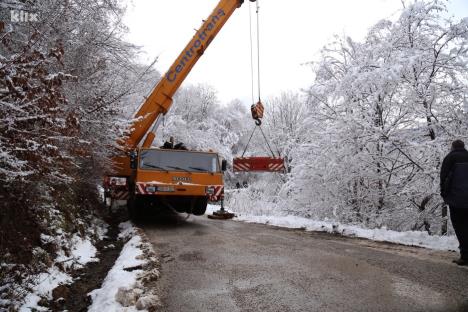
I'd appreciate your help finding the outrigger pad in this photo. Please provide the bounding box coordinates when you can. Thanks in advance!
[208,210,235,220]
[233,157,285,172]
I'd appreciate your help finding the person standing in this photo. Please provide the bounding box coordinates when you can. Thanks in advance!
[440,140,468,266]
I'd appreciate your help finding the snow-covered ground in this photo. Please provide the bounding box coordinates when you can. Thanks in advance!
[88,222,160,312]
[207,205,459,252]
[55,234,100,267]
[19,224,107,311]
[19,267,73,312]
[13,219,159,312]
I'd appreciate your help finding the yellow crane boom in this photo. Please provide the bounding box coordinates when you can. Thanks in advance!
[124,0,252,151]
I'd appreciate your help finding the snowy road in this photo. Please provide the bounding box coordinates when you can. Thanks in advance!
[142,215,468,312]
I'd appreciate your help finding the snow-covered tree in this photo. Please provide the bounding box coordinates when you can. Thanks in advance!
[263,91,309,167]
[0,0,154,305]
[284,0,468,232]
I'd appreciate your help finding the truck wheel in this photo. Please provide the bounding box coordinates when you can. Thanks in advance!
[127,196,137,220]
[129,196,147,221]
[192,197,208,216]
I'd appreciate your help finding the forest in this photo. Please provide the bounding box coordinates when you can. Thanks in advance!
[1,0,468,308]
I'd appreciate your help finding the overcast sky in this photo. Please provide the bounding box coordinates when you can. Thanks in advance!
[124,0,468,104]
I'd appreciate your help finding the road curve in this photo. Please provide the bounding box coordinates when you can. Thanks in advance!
[141,214,468,312]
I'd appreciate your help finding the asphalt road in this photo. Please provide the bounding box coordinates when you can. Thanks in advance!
[142,214,468,312]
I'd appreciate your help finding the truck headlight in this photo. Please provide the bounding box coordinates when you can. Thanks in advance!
[206,186,215,195]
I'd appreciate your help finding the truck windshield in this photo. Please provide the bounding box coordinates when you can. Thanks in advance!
[139,149,219,173]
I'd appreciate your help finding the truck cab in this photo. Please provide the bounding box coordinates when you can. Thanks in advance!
[125,148,226,217]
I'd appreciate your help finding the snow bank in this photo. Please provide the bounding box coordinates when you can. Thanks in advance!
[207,205,459,251]
[88,234,144,311]
[88,222,160,312]
[119,220,138,239]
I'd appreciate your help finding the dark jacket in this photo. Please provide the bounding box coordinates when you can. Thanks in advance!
[440,147,468,208]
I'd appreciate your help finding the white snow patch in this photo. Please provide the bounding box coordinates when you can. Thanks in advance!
[70,236,98,265]
[88,223,146,312]
[16,220,108,310]
[208,204,459,251]
[119,221,137,239]
[206,204,220,214]
[97,185,105,202]
[19,266,72,312]
[54,235,99,269]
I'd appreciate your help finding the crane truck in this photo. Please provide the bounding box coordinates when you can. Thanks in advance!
[104,0,256,218]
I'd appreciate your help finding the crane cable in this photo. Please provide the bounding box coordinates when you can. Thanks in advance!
[244,1,276,158]
[248,1,255,105]
[256,0,262,102]
[249,1,262,103]
[241,124,275,158]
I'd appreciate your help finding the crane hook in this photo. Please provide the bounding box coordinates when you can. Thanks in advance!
[251,100,264,126]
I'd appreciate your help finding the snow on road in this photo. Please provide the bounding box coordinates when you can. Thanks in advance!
[207,205,459,251]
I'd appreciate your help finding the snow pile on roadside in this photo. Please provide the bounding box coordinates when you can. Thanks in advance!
[207,205,458,251]
[88,222,161,312]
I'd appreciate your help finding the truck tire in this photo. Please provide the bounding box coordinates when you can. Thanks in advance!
[192,197,208,216]
[128,195,145,221]
[127,196,137,220]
